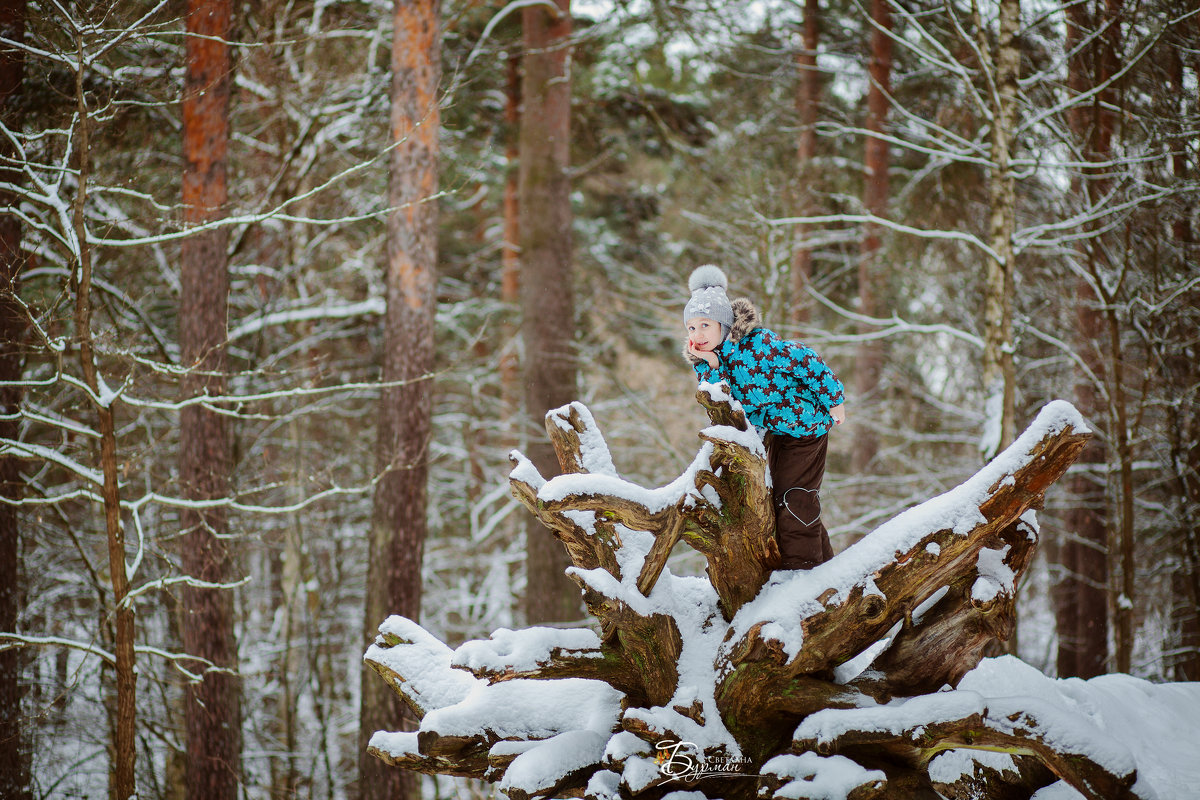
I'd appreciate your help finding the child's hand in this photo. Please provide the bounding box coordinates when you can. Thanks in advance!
[687,340,719,368]
[830,404,846,426]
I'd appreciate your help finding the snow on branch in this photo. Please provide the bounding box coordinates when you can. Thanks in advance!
[357,394,1171,800]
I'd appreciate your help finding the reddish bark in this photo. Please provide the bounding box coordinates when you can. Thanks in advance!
[519,0,581,624]
[854,0,891,473]
[180,2,240,798]
[0,2,31,797]
[1052,0,1118,678]
[358,2,441,799]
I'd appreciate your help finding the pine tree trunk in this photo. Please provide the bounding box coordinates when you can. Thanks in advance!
[180,3,240,798]
[358,2,440,799]
[1056,0,1096,681]
[1165,41,1200,679]
[790,0,819,327]
[0,2,31,797]
[1088,0,1135,677]
[1058,0,1125,677]
[853,0,890,474]
[1061,290,1108,678]
[519,0,581,624]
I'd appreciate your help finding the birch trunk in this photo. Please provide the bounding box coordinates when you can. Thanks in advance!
[980,0,1019,460]
[854,0,891,474]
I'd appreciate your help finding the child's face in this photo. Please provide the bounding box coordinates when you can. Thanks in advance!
[686,317,722,351]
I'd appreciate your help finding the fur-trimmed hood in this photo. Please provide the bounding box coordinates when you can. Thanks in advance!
[684,297,761,365]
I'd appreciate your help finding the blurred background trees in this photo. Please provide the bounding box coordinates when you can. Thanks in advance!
[0,0,1196,797]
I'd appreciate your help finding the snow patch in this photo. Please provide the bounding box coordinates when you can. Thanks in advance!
[536,442,716,515]
[548,402,619,476]
[585,769,622,800]
[364,616,477,713]
[912,585,950,625]
[366,730,419,760]
[761,752,886,800]
[928,748,1018,784]
[421,678,623,741]
[451,626,602,673]
[498,729,609,796]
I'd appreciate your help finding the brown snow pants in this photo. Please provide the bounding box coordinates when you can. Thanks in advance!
[766,431,834,570]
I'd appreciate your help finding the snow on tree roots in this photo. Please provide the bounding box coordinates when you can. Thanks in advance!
[361,384,1147,800]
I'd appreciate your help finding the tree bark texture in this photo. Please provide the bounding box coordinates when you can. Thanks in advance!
[1162,9,1200,684]
[790,0,820,327]
[0,2,31,797]
[1088,0,1136,677]
[1166,279,1200,679]
[853,0,891,474]
[980,0,1020,460]
[358,2,440,799]
[519,0,581,625]
[364,385,1097,800]
[180,3,241,798]
[1059,290,1108,678]
[1057,0,1125,677]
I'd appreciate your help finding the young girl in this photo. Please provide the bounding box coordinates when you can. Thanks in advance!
[683,265,846,570]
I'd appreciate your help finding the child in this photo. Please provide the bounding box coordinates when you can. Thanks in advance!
[683,265,846,570]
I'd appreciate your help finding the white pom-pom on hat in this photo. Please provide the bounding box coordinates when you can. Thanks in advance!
[688,264,728,293]
[683,264,734,329]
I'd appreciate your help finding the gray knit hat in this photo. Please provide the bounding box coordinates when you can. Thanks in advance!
[683,265,734,329]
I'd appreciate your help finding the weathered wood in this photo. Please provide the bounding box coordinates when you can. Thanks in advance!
[566,572,682,708]
[868,519,1034,697]
[366,743,488,779]
[546,403,611,476]
[792,701,1139,800]
[695,426,778,617]
[456,643,647,702]
[509,461,618,576]
[516,392,779,620]
[931,753,1056,800]
[366,393,1096,800]
[694,384,751,431]
[723,417,1090,682]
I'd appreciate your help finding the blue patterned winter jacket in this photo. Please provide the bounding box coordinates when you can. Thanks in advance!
[686,298,845,438]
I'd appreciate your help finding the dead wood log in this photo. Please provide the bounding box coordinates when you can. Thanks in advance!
[720,404,1090,688]
[792,694,1139,800]
[364,390,1112,800]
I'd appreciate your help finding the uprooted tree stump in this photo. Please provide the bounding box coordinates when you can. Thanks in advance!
[363,384,1130,800]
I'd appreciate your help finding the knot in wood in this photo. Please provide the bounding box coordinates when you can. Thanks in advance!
[861,593,887,623]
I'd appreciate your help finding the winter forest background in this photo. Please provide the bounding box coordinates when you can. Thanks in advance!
[0,0,1197,798]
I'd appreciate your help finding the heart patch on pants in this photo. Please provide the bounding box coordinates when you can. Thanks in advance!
[780,487,821,528]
